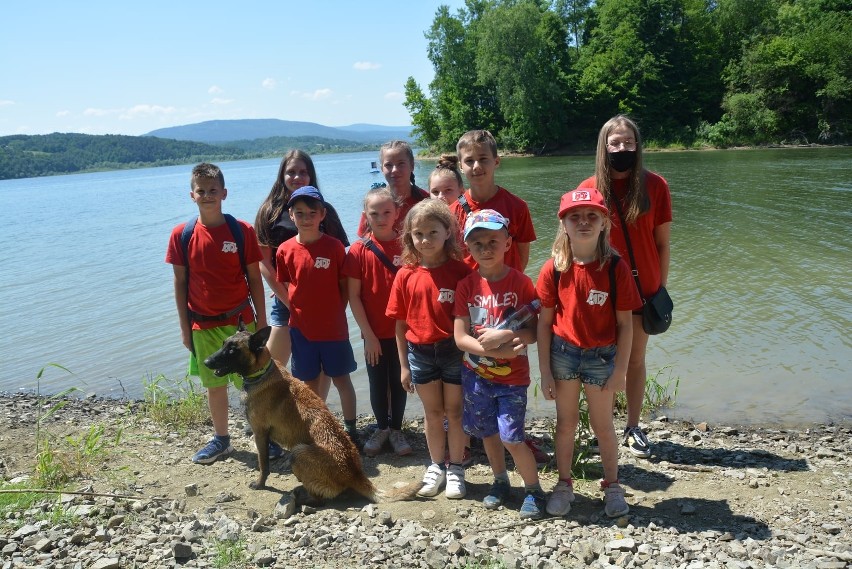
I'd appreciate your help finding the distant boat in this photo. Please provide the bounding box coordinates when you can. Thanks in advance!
[370,161,380,174]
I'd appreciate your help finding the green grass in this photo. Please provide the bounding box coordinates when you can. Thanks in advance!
[212,538,248,568]
[141,372,208,431]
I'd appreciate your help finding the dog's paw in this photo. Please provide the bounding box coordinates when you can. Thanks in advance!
[249,480,267,490]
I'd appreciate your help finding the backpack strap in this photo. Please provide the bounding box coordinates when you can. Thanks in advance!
[457,192,474,215]
[363,237,399,275]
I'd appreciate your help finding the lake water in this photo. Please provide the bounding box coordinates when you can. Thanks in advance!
[2,148,850,426]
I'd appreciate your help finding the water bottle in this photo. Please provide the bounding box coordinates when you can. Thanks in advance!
[494,299,541,331]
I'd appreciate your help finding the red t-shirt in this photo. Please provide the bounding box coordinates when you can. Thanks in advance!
[344,236,403,340]
[165,218,262,330]
[453,268,537,386]
[536,257,642,348]
[580,172,672,298]
[450,186,537,271]
[356,186,429,237]
[275,234,348,341]
[386,259,472,344]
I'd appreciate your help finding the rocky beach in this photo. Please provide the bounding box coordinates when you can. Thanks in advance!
[0,393,849,568]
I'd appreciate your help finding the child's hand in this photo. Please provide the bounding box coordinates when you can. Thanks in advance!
[401,369,415,393]
[493,339,525,360]
[540,374,556,400]
[363,335,382,367]
[181,328,193,352]
[476,327,514,351]
[603,371,626,392]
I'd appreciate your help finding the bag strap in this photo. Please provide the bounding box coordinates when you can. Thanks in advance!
[457,192,474,215]
[363,237,399,275]
[609,197,644,303]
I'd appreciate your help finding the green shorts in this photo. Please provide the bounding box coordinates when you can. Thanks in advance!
[188,322,256,389]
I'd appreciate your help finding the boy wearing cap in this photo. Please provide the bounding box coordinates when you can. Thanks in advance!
[276,186,360,445]
[453,209,546,520]
[166,162,267,464]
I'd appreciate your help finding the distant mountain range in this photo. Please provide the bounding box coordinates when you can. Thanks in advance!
[145,119,413,144]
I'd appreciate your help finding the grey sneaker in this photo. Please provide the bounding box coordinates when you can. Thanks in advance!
[624,426,651,458]
[389,429,412,456]
[445,464,466,499]
[483,478,511,510]
[417,464,446,497]
[604,483,630,518]
[192,437,233,464]
[363,428,390,457]
[546,480,575,516]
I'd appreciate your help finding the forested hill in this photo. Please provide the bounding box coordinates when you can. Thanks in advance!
[0,133,246,180]
[0,133,378,180]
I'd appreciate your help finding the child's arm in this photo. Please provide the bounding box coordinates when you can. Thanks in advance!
[517,241,531,272]
[536,306,556,400]
[258,245,289,304]
[395,320,414,393]
[476,316,537,351]
[172,265,192,352]
[603,309,633,392]
[348,277,382,366]
[246,262,267,329]
[454,316,525,360]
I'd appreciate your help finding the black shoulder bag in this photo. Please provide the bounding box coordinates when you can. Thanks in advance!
[609,198,673,335]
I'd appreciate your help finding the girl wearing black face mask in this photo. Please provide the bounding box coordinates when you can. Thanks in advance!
[577,115,673,461]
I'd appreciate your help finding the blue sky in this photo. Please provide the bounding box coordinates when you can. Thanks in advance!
[1,1,467,136]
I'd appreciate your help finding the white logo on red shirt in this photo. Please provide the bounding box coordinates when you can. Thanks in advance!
[222,241,238,253]
[314,257,331,269]
[437,288,455,303]
[587,289,609,306]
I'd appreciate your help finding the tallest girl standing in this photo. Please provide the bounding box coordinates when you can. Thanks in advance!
[581,115,672,458]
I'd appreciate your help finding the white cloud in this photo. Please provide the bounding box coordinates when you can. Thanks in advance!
[84,107,120,117]
[210,98,234,105]
[208,85,224,94]
[0,99,14,107]
[384,91,404,101]
[262,78,277,90]
[56,110,70,117]
[353,61,381,71]
[119,105,178,119]
[291,88,333,101]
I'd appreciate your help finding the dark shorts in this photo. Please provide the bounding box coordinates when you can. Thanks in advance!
[550,336,616,387]
[406,337,463,385]
[462,367,527,443]
[269,296,290,327]
[289,327,356,381]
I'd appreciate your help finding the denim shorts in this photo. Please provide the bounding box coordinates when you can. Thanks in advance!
[289,327,357,381]
[269,296,290,327]
[461,367,527,442]
[406,337,463,385]
[550,335,616,387]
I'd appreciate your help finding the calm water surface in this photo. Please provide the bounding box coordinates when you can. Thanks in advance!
[2,148,850,425]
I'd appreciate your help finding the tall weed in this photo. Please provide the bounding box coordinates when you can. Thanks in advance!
[142,373,208,430]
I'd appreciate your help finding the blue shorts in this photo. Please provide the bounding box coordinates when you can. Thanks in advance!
[269,297,290,327]
[289,327,357,381]
[407,337,463,385]
[462,367,528,443]
[550,335,616,387]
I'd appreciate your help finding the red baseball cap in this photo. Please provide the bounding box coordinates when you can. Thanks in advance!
[558,187,609,218]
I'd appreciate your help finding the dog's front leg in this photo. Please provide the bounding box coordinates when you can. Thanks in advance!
[250,429,270,489]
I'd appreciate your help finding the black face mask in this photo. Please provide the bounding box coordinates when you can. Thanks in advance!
[607,150,637,172]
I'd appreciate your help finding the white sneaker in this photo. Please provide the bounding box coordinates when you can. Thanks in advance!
[604,483,630,518]
[417,463,446,497]
[445,464,466,499]
[546,479,575,516]
[389,429,412,456]
[363,428,390,457]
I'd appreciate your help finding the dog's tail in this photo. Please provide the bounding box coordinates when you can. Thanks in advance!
[374,480,424,503]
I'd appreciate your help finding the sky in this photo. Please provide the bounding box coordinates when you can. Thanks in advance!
[1,1,468,137]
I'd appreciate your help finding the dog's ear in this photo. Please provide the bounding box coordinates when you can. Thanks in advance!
[249,326,272,354]
[237,315,247,332]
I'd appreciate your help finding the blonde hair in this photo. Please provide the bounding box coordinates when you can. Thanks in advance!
[457,129,498,157]
[550,215,617,272]
[400,200,463,266]
[593,115,648,224]
[361,185,400,235]
[428,154,463,189]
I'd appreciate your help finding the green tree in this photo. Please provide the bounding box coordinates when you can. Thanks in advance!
[403,77,441,148]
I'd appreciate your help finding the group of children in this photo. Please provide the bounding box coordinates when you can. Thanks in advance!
[168,125,654,521]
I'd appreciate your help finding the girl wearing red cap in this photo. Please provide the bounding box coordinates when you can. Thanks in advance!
[536,186,642,519]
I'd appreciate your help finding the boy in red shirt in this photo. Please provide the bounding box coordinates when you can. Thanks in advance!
[166,163,267,464]
[276,186,359,445]
[453,209,545,520]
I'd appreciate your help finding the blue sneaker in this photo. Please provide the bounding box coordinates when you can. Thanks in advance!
[192,436,233,464]
[268,442,284,460]
[483,478,511,510]
[519,489,546,520]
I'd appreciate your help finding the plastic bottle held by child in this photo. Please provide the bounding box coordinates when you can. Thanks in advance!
[494,299,541,331]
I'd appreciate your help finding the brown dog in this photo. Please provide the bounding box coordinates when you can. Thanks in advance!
[203,322,419,503]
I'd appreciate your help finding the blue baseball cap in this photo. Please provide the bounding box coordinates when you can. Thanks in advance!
[463,209,508,240]
[287,186,325,206]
